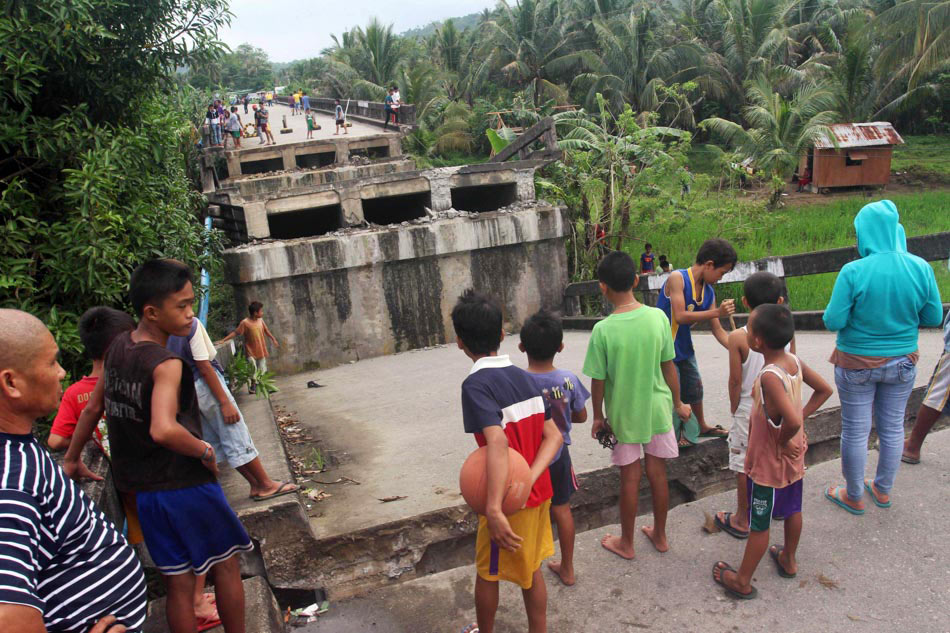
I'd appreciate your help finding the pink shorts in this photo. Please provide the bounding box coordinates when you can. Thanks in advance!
[610,428,679,467]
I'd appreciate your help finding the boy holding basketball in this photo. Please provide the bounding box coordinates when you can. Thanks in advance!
[453,290,563,633]
[519,310,589,586]
[583,251,691,559]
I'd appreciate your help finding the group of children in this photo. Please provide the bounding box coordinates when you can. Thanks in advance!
[453,238,838,632]
[50,262,283,633]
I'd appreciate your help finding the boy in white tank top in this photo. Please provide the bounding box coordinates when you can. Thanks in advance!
[715,272,795,539]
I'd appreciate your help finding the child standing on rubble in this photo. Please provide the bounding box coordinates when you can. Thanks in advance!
[217,301,279,394]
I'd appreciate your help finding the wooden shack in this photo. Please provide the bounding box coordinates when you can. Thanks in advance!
[799,122,904,193]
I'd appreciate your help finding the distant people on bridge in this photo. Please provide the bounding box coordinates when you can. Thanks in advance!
[256,104,275,145]
[334,99,347,136]
[301,90,310,112]
[384,88,395,131]
[224,106,242,150]
[243,93,250,114]
[392,85,401,126]
[713,304,832,599]
[293,90,301,115]
[658,254,671,273]
[640,242,656,274]
[822,200,943,515]
[306,108,315,139]
[206,103,222,147]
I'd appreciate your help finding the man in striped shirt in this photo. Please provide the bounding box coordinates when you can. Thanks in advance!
[0,309,146,632]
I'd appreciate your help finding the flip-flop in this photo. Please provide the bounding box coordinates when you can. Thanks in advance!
[864,479,892,508]
[197,615,221,632]
[768,545,796,578]
[712,562,757,600]
[460,625,479,633]
[824,486,865,515]
[699,425,729,438]
[251,482,298,502]
[900,454,920,465]
[714,511,749,540]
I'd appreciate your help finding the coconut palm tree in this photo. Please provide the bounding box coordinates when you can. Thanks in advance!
[701,75,839,206]
[572,7,708,126]
[484,0,595,106]
[875,0,950,90]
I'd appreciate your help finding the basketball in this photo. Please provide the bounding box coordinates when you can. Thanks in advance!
[459,446,532,516]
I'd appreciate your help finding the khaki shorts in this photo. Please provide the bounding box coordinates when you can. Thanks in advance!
[922,352,950,414]
[728,406,752,473]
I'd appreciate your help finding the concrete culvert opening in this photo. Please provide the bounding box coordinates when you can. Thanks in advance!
[268,205,343,239]
[362,192,431,225]
[296,152,336,169]
[451,183,518,212]
[241,157,285,175]
[350,146,390,160]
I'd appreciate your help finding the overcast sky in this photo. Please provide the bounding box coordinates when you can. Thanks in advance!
[220,0,498,63]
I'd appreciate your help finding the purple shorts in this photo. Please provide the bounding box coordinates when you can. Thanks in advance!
[747,478,803,532]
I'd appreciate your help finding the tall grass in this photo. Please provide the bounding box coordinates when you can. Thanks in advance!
[633,191,950,311]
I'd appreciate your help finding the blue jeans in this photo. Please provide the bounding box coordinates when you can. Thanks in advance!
[836,356,916,500]
[210,122,222,145]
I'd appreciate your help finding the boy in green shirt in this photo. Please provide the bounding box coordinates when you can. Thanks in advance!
[583,251,691,559]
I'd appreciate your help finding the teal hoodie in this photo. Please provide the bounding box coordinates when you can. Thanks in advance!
[823,200,943,357]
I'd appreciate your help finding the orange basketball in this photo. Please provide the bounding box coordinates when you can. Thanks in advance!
[459,446,532,516]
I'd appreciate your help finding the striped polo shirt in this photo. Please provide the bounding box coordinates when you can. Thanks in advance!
[0,432,146,632]
[461,355,553,508]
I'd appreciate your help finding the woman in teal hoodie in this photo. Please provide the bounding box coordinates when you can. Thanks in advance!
[823,200,943,515]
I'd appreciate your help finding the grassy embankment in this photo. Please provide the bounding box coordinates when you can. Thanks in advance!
[643,191,950,312]
[644,135,950,312]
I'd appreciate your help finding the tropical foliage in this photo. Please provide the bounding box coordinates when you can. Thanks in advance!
[1,0,230,379]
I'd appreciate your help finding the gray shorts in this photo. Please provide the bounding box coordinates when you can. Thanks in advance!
[195,369,259,468]
[674,356,704,404]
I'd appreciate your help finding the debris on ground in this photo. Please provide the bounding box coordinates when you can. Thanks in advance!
[378,495,407,503]
[701,511,721,534]
[818,573,839,589]
[287,600,330,626]
[304,488,331,503]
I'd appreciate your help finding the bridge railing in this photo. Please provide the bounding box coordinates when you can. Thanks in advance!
[276,95,416,128]
[563,231,950,330]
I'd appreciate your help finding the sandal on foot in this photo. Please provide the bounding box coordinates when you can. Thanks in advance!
[864,479,892,508]
[197,615,221,632]
[714,511,749,540]
[461,625,479,633]
[251,482,298,502]
[768,545,796,578]
[712,562,757,600]
[900,454,920,465]
[699,424,729,438]
[677,436,695,448]
[824,486,865,515]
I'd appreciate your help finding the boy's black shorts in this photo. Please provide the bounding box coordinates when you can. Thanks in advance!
[549,445,578,506]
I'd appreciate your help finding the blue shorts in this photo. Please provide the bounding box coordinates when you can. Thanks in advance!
[195,370,259,468]
[674,356,703,404]
[137,482,253,575]
[549,446,578,506]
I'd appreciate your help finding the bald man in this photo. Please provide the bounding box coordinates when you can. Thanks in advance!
[0,310,147,633]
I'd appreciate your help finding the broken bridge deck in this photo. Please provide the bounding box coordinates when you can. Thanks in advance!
[268,329,945,597]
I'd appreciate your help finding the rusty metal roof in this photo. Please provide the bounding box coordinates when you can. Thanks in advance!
[814,122,904,149]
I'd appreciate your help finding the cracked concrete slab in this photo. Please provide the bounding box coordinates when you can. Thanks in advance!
[301,428,950,633]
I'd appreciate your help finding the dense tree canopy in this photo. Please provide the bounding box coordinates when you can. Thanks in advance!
[1,0,230,378]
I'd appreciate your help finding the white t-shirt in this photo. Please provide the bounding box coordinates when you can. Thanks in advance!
[392,91,401,109]
[189,319,217,363]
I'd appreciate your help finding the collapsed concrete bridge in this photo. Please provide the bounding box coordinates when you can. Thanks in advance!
[204,109,569,372]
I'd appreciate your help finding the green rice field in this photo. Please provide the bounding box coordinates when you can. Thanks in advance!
[634,191,950,312]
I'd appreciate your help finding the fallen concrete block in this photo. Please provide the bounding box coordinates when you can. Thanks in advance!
[142,576,284,633]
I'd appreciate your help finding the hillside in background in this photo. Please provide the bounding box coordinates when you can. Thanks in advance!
[400,12,482,38]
